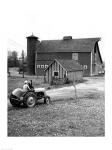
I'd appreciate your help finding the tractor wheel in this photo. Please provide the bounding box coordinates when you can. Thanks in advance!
[23,92,37,108]
[44,96,51,105]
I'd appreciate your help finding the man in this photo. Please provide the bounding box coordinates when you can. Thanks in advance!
[23,80,32,92]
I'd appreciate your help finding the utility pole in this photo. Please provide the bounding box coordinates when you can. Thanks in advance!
[73,75,77,100]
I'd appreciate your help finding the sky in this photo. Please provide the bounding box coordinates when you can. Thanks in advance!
[4,0,112,61]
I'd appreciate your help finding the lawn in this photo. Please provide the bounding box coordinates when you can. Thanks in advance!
[8,75,105,136]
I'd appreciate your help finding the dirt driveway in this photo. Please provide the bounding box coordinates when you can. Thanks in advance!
[46,77,104,100]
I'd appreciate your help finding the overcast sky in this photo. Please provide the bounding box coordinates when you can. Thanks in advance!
[4,0,112,60]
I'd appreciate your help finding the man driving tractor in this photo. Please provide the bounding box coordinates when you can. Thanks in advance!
[23,80,32,92]
[9,80,50,108]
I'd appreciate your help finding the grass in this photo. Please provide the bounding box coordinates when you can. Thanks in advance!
[8,92,104,136]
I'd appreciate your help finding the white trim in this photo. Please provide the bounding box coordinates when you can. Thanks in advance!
[44,59,67,72]
[66,71,68,76]
[37,65,40,68]
[90,52,93,76]
[83,65,87,70]
[44,60,54,71]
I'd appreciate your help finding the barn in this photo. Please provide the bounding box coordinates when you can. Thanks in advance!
[26,34,103,76]
[45,59,83,84]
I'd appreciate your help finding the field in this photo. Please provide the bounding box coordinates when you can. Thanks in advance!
[8,70,105,136]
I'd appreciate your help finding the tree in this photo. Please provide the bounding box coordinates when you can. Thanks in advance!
[7,50,19,67]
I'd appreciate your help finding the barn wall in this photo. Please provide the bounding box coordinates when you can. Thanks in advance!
[36,52,91,76]
[35,60,52,76]
[67,71,83,81]
[78,52,91,76]
[37,52,72,60]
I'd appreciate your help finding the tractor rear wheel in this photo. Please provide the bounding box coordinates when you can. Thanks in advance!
[10,98,21,107]
[9,94,21,107]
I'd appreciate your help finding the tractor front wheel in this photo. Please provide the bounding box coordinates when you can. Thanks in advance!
[44,96,51,104]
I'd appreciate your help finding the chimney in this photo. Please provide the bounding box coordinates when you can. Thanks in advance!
[63,36,72,40]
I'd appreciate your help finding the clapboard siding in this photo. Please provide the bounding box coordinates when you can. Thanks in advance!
[45,59,83,83]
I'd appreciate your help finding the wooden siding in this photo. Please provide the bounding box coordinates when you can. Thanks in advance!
[37,52,72,60]
[45,60,83,83]
[36,52,91,76]
[78,52,91,76]
[67,71,83,81]
[35,60,52,76]
[45,60,66,83]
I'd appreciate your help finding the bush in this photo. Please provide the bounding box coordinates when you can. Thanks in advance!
[50,77,71,85]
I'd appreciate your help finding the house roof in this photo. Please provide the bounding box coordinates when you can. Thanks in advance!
[38,37,100,53]
[45,59,83,72]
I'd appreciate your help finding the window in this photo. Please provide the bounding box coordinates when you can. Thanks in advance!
[37,64,48,69]
[83,65,88,69]
[37,65,40,68]
[45,65,48,68]
[53,71,59,77]
[41,65,44,68]
[72,53,78,61]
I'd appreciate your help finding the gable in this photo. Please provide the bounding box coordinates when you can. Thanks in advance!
[94,42,103,64]
[45,59,83,72]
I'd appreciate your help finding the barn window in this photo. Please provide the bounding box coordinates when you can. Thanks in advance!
[53,71,59,77]
[37,65,40,68]
[41,65,44,68]
[83,65,87,69]
[45,65,48,68]
[72,53,78,61]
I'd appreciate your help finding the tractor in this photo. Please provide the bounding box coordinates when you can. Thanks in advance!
[9,83,51,108]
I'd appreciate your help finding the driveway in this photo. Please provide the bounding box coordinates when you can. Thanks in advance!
[46,77,104,100]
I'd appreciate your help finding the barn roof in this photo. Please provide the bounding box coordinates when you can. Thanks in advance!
[45,59,83,72]
[38,37,100,53]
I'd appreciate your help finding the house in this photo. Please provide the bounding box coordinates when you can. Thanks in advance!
[45,59,84,83]
[26,35,103,76]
